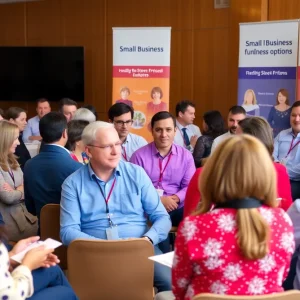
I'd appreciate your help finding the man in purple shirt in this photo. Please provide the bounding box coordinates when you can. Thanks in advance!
[130,111,196,228]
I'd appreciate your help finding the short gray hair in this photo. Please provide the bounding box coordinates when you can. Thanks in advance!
[73,108,96,123]
[82,121,114,146]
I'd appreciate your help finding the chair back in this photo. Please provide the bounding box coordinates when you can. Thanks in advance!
[67,239,155,300]
[40,204,68,270]
[192,291,300,300]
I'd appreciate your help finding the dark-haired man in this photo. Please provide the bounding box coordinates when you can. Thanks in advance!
[24,112,82,222]
[130,112,195,234]
[174,100,201,153]
[108,103,147,161]
[211,105,246,153]
[59,98,77,122]
[23,98,51,143]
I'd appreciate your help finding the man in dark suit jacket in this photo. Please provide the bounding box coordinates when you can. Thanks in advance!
[24,112,82,224]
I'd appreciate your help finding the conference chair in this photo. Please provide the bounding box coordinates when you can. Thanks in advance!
[40,204,68,270]
[192,291,300,300]
[67,239,155,300]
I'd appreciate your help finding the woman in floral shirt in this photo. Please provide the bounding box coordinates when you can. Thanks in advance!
[161,135,294,300]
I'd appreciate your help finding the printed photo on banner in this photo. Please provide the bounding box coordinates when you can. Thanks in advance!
[112,27,171,141]
[238,20,298,137]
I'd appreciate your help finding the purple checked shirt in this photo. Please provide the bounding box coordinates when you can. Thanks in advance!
[130,142,196,208]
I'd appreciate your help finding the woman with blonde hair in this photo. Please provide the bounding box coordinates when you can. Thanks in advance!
[167,135,294,299]
[242,89,260,116]
[0,121,38,242]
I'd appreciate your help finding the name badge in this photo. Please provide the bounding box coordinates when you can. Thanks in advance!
[106,226,119,240]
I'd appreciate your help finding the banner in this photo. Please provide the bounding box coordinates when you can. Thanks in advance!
[112,27,171,141]
[238,21,298,133]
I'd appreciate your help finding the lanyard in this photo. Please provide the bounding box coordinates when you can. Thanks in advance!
[94,177,117,226]
[158,154,172,187]
[286,137,300,156]
[122,146,128,161]
[8,168,15,188]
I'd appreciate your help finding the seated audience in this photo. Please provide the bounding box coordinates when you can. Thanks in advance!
[184,116,293,217]
[174,100,201,153]
[5,107,31,171]
[0,108,4,120]
[60,121,172,292]
[0,121,37,241]
[24,112,82,223]
[72,107,96,123]
[193,110,226,167]
[156,135,295,300]
[238,116,292,211]
[0,225,78,299]
[287,200,300,289]
[58,98,77,122]
[108,103,147,161]
[273,100,300,200]
[23,98,51,143]
[65,120,89,164]
[211,105,246,153]
[82,104,98,120]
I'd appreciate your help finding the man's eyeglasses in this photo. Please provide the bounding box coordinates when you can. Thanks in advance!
[88,141,122,151]
[113,120,133,126]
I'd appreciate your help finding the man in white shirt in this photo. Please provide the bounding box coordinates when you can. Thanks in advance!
[211,106,246,153]
[108,103,147,161]
[23,98,51,143]
[174,100,201,153]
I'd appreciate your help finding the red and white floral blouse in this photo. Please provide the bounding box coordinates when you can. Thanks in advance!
[172,206,295,300]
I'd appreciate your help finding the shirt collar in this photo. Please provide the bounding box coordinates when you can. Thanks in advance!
[150,142,177,157]
[122,133,132,145]
[47,144,70,154]
[176,120,187,130]
[88,162,121,182]
[288,128,300,138]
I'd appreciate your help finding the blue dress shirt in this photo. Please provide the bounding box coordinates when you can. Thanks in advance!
[23,115,40,143]
[121,133,148,161]
[60,161,171,245]
[273,128,300,181]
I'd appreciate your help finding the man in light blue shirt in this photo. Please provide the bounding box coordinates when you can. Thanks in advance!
[60,121,172,292]
[274,101,300,199]
[108,103,147,161]
[23,98,51,143]
[174,100,201,153]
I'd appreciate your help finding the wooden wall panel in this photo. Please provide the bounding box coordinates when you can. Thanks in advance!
[0,3,25,46]
[268,0,300,20]
[0,0,270,126]
[194,0,229,29]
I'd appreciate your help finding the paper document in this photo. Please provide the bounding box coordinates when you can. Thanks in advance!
[11,238,62,263]
[148,251,174,268]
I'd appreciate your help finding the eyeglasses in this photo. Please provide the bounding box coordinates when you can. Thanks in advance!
[88,141,122,151]
[113,120,133,126]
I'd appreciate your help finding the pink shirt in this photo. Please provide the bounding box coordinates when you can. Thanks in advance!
[130,142,195,207]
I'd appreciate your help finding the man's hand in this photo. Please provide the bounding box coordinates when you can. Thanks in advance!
[161,196,178,212]
[190,135,199,148]
[170,195,180,203]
